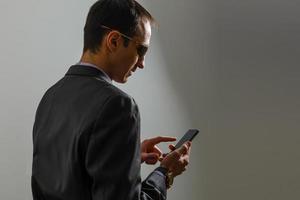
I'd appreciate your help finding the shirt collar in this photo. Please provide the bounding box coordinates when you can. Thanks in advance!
[76,62,112,83]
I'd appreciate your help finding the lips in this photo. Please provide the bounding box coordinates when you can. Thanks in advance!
[131,65,139,72]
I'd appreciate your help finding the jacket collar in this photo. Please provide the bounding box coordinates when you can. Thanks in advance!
[65,65,112,83]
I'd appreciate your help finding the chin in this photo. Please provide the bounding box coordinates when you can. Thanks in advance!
[113,77,128,84]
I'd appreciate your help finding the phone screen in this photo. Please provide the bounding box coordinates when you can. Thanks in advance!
[174,129,199,149]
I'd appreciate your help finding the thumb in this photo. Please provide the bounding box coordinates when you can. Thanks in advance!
[169,144,176,151]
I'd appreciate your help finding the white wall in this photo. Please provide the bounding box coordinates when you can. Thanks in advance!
[0,1,94,199]
[0,0,299,200]
[140,0,300,200]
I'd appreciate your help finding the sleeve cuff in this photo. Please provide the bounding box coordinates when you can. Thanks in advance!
[154,166,168,176]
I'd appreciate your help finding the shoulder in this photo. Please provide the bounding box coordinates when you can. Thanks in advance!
[81,81,138,117]
[95,81,135,104]
[102,86,138,113]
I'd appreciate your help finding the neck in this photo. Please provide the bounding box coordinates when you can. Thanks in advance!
[80,50,112,78]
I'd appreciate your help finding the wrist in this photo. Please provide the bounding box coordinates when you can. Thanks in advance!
[166,172,174,189]
[156,166,173,189]
[156,166,168,175]
[159,163,170,171]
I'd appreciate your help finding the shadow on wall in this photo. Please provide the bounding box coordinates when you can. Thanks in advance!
[142,1,217,200]
[146,1,300,200]
[147,0,217,131]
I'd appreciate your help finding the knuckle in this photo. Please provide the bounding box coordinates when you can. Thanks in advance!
[184,160,189,166]
[184,145,189,151]
[143,139,149,143]
[174,152,181,159]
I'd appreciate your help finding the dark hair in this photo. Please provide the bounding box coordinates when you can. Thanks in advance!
[83,0,155,53]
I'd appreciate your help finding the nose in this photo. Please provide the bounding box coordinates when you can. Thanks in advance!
[136,56,145,69]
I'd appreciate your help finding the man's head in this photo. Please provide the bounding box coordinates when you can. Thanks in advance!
[82,0,155,83]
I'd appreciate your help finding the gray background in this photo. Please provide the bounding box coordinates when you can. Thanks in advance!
[0,0,299,199]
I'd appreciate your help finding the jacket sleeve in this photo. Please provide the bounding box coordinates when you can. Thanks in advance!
[140,168,167,200]
[85,94,167,200]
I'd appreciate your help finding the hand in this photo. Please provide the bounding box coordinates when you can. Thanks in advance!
[141,136,176,165]
[160,142,191,177]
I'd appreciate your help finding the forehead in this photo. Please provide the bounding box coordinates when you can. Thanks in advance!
[134,19,152,45]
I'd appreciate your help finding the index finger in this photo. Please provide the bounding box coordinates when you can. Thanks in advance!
[148,136,177,145]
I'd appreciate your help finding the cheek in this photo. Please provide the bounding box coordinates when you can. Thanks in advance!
[124,52,138,68]
[116,47,139,73]
[125,45,139,63]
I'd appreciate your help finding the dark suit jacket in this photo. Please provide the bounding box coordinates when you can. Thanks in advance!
[31,65,167,200]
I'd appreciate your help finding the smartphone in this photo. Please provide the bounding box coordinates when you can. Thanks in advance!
[174,129,199,149]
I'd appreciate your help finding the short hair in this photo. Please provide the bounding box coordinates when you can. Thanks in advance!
[83,0,155,53]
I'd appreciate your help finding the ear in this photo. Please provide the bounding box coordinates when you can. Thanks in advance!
[105,31,122,53]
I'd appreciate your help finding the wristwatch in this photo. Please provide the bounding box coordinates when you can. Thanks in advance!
[156,166,174,189]
[166,172,174,189]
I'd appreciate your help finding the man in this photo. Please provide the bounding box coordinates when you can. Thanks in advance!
[31,0,192,199]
